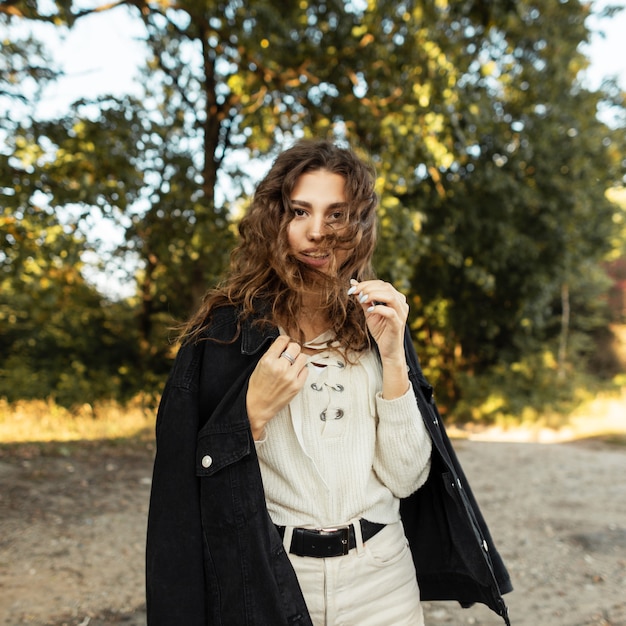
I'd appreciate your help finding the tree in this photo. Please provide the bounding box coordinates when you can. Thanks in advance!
[405,0,625,401]
[1,0,624,415]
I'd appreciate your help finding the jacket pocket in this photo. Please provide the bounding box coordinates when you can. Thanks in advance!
[196,427,263,531]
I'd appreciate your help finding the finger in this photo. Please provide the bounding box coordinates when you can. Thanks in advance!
[362,290,408,320]
[366,301,399,318]
[353,285,398,308]
[347,278,379,296]
[279,342,302,366]
[267,335,292,357]
[347,279,377,306]
[365,292,407,310]
[368,294,408,313]
[294,354,310,379]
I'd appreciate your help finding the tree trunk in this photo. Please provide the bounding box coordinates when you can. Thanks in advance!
[557,282,570,380]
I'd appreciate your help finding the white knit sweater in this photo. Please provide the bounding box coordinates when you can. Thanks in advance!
[255,335,432,529]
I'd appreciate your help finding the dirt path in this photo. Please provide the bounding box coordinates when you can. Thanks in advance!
[1,436,625,625]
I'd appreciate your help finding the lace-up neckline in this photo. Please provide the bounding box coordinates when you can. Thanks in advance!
[302,330,343,369]
[300,331,347,422]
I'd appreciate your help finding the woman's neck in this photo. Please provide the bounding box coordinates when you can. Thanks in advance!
[282,292,331,347]
[297,313,330,345]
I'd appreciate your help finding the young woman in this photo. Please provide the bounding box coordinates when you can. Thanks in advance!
[146,139,512,626]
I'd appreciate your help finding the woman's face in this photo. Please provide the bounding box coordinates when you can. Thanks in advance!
[287,169,349,274]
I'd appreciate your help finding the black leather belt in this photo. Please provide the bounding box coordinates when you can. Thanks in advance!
[275,519,385,558]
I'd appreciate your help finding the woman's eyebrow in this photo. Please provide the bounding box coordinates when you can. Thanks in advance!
[291,199,349,210]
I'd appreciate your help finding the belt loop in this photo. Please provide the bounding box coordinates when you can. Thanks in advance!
[282,526,294,554]
[351,518,365,555]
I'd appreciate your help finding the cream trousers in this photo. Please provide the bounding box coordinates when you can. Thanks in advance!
[282,521,424,626]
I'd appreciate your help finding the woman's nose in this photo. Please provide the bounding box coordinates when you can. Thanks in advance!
[307,217,325,240]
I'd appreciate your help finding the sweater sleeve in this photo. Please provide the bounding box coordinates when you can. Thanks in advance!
[373,384,432,498]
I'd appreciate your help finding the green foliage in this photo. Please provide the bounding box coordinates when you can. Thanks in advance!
[1,0,625,422]
[0,269,168,407]
[451,335,625,430]
[452,349,591,427]
[0,207,168,407]
[404,0,625,400]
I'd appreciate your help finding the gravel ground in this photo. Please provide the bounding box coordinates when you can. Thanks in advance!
[1,435,625,625]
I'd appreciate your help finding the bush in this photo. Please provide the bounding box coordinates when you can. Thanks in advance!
[451,348,619,429]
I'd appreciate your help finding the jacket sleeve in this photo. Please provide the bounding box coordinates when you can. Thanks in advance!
[146,342,207,626]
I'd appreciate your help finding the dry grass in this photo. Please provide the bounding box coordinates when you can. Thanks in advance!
[449,386,626,444]
[0,395,156,444]
[1,387,624,446]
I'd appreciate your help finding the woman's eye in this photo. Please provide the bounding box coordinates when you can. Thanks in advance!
[293,208,307,217]
[328,212,345,223]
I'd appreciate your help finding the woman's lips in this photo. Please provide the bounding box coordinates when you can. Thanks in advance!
[299,251,330,268]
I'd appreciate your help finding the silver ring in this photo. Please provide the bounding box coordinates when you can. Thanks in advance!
[280,351,295,365]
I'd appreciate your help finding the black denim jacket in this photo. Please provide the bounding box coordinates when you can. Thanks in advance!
[146,306,512,625]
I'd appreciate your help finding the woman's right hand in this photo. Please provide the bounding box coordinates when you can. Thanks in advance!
[246,335,309,440]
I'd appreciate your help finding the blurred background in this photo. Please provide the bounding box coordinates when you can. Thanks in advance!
[1,0,625,437]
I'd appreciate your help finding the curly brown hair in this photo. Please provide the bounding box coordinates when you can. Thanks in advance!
[181,139,379,350]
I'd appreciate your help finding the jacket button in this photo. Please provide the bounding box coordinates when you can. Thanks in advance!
[201,455,213,468]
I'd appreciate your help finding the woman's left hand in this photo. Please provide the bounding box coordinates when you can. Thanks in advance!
[348,279,409,363]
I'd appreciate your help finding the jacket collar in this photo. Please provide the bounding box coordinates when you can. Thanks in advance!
[240,306,279,355]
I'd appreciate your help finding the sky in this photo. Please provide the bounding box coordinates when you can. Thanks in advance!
[37,6,147,118]
[585,3,626,87]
